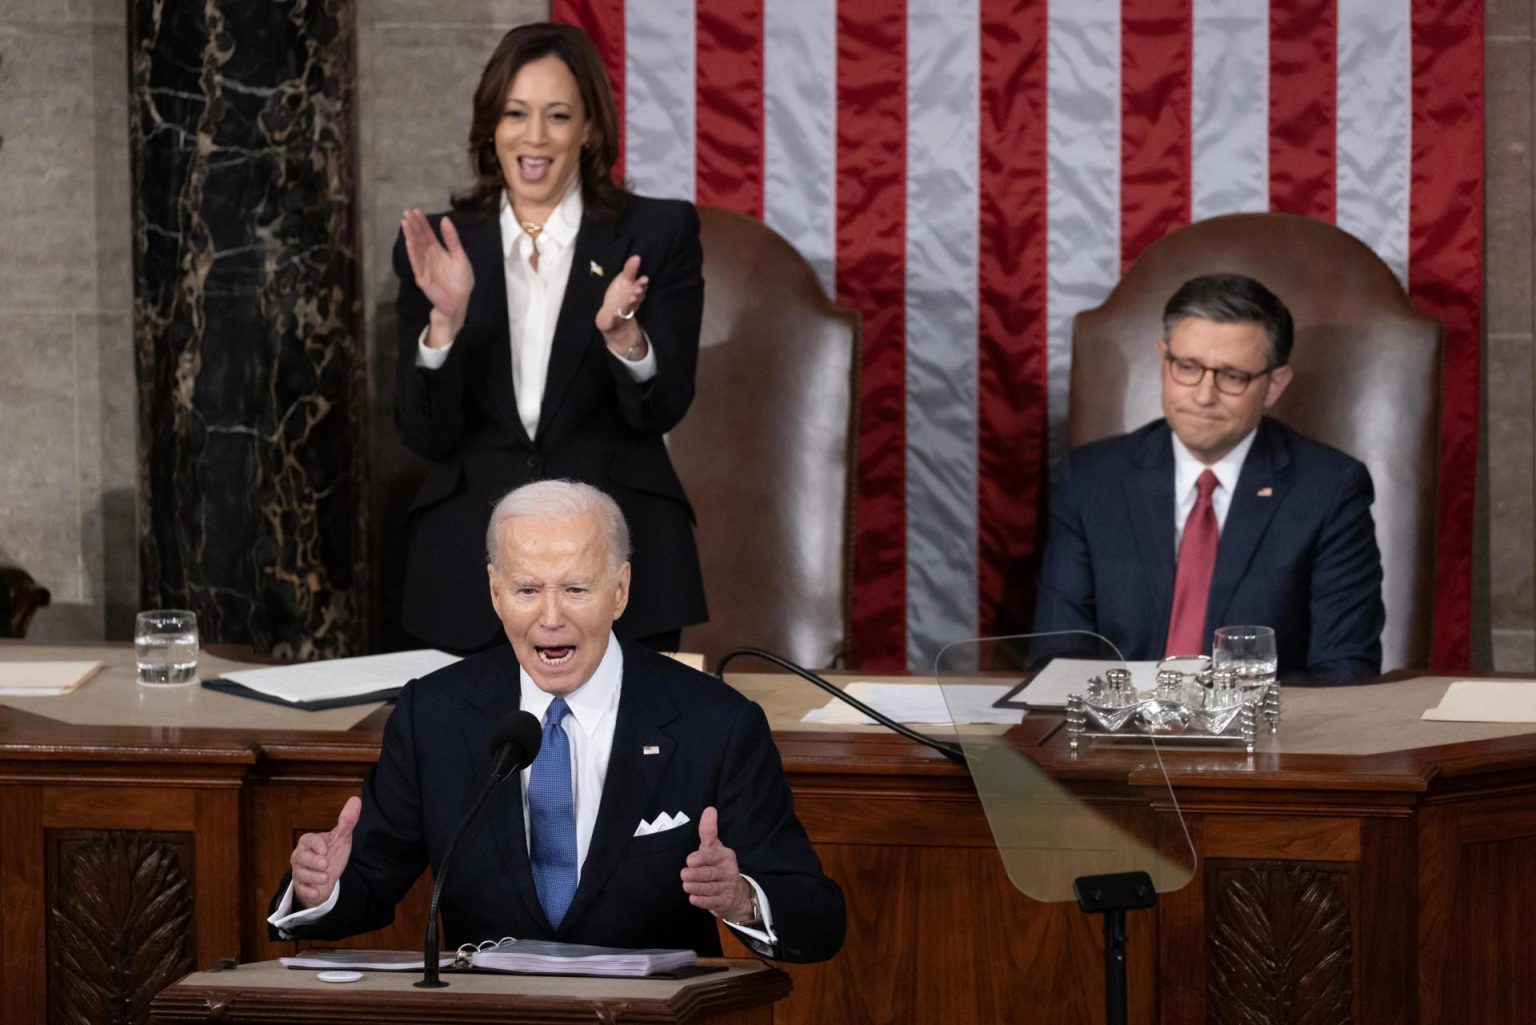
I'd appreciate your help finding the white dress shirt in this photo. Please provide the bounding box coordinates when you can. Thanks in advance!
[1171,428,1257,550]
[414,185,657,440]
[269,632,775,945]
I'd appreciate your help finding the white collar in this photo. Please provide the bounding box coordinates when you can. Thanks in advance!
[1171,426,1258,500]
[499,182,584,260]
[518,630,623,738]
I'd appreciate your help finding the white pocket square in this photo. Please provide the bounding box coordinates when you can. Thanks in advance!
[633,810,691,837]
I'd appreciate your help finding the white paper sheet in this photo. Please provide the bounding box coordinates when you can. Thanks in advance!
[0,661,104,696]
[800,682,1019,726]
[1007,659,1164,709]
[1422,680,1536,723]
[218,649,461,702]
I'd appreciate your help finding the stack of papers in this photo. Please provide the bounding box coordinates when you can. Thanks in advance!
[204,650,460,710]
[1423,680,1536,723]
[467,938,695,977]
[280,950,453,971]
[0,661,104,697]
[801,682,1019,726]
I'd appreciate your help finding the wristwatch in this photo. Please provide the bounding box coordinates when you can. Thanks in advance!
[746,887,762,925]
[622,338,647,361]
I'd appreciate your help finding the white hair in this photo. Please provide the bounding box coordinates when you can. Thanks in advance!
[485,479,631,575]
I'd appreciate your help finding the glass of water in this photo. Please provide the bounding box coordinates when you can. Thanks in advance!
[1212,625,1277,692]
[135,609,199,686]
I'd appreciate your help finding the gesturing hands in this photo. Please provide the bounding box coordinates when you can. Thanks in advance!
[401,209,474,347]
[680,806,755,923]
[597,255,650,356]
[291,796,361,910]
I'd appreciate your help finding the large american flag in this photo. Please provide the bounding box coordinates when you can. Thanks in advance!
[554,0,1482,672]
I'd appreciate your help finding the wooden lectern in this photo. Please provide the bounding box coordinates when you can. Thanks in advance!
[149,958,789,1025]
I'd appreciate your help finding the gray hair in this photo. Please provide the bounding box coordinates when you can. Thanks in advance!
[485,479,631,576]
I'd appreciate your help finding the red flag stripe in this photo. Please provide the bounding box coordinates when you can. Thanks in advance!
[1411,0,1483,670]
[1269,0,1337,219]
[696,0,765,216]
[978,0,1051,635]
[837,0,908,669]
[1120,0,1192,270]
[553,0,628,183]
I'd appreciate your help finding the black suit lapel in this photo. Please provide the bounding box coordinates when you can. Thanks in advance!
[463,646,548,930]
[1207,419,1289,632]
[456,214,532,445]
[560,645,679,936]
[1127,424,1178,636]
[538,216,631,441]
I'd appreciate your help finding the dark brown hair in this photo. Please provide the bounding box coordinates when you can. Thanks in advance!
[451,23,628,221]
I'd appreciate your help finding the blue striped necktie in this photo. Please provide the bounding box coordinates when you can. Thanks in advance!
[528,697,578,928]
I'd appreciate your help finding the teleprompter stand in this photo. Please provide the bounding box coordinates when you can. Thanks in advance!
[1074,871,1157,1025]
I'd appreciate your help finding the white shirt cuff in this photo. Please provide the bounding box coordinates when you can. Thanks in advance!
[267,879,342,936]
[723,874,777,946]
[415,327,451,369]
[610,327,658,382]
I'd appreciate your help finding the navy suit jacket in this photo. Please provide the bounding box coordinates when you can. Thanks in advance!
[270,642,845,963]
[394,195,708,650]
[1033,417,1384,681]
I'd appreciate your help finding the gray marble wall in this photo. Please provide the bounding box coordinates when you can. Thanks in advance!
[0,1,137,640]
[1486,0,1536,671]
[3,0,1533,668]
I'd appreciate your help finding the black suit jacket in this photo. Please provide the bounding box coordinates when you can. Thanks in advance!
[1033,417,1384,681]
[271,642,845,963]
[394,195,708,650]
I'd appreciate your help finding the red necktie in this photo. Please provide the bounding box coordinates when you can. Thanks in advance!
[1165,469,1219,657]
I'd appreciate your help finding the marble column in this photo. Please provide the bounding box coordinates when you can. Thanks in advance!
[129,0,365,658]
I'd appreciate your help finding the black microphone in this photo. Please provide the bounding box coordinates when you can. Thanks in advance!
[416,708,542,988]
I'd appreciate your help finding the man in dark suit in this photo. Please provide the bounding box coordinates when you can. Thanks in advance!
[394,194,707,654]
[270,480,844,962]
[1033,273,1384,681]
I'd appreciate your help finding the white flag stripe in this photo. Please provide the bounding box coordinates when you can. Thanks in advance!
[904,0,981,667]
[764,0,838,295]
[1047,0,1122,457]
[624,0,695,201]
[1191,0,1270,220]
[1336,0,1412,284]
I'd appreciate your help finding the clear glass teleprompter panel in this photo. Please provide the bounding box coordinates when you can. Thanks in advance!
[935,632,1196,903]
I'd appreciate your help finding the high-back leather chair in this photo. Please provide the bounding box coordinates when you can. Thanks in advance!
[668,208,860,670]
[1070,212,1442,671]
[0,564,51,638]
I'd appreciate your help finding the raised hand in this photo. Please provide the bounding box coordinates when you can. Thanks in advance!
[291,796,361,909]
[596,255,650,352]
[680,806,754,922]
[401,209,474,345]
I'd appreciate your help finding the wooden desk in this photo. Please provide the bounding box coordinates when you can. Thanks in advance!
[4,646,1536,1024]
[149,957,787,1025]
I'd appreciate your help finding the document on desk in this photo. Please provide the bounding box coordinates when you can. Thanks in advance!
[0,661,104,696]
[205,649,461,710]
[1422,680,1536,723]
[801,682,1019,725]
[1012,659,1164,709]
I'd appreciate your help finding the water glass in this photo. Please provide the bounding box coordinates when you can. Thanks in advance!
[1212,625,1277,691]
[135,609,199,686]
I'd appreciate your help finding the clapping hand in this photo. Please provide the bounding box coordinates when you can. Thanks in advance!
[680,806,754,923]
[401,209,474,346]
[597,255,650,353]
[290,796,361,909]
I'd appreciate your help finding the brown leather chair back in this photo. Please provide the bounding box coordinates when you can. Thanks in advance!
[1070,212,1442,671]
[669,208,859,670]
[0,565,51,638]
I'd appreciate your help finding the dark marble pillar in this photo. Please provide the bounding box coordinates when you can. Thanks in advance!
[129,0,365,658]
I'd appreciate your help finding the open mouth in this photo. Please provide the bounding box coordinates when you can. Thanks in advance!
[535,645,575,666]
[518,156,552,182]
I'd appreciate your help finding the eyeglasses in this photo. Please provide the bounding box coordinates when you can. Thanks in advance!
[1163,352,1272,396]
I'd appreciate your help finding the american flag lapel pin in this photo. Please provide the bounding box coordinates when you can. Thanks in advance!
[1257,486,1273,497]
[590,260,604,277]
[643,745,660,755]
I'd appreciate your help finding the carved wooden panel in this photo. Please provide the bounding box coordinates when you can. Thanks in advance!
[46,830,196,1025]
[1206,861,1354,1025]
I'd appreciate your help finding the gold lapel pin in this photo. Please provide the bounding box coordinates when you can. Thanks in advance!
[643,745,660,755]
[1256,487,1273,497]
[590,260,604,277]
